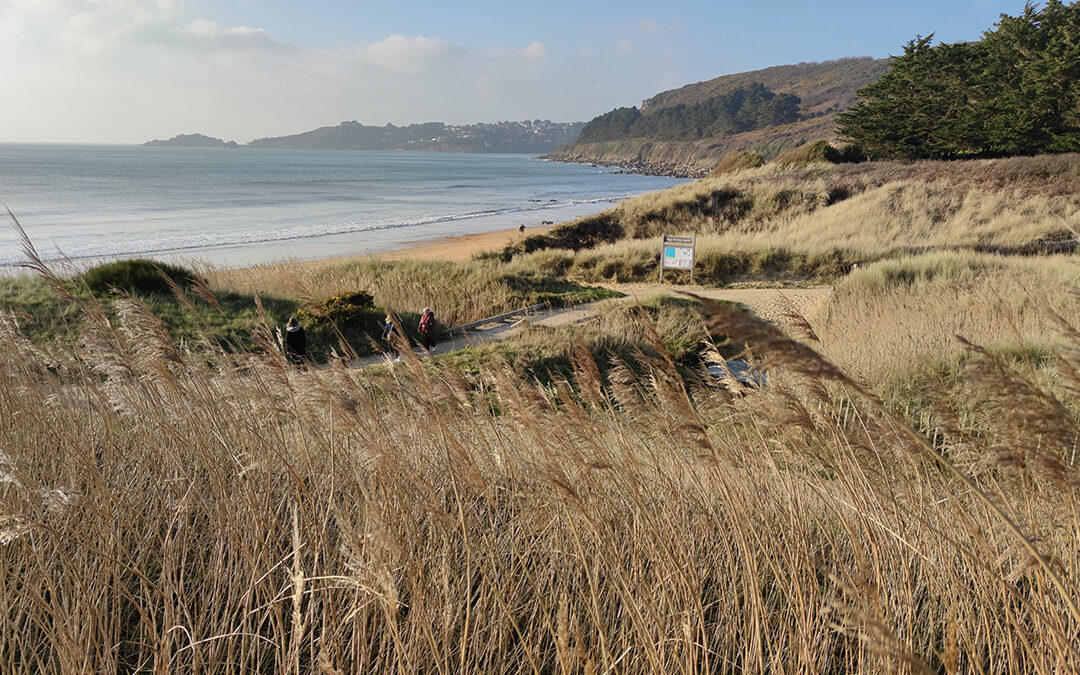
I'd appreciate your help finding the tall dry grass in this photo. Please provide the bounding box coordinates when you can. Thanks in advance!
[207,257,522,328]
[516,154,1080,267]
[814,252,1080,389]
[3,253,1080,672]
[205,256,615,331]
[709,179,1079,253]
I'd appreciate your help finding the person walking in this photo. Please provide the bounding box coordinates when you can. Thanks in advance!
[381,313,402,361]
[418,306,437,353]
[284,317,307,365]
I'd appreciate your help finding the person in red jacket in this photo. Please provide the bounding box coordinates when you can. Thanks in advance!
[418,307,437,353]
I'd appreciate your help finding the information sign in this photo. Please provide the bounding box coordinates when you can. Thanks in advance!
[660,235,695,281]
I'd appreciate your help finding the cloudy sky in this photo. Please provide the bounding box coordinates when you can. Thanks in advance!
[0,0,1026,144]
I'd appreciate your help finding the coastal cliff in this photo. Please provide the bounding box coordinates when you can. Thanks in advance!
[546,58,888,177]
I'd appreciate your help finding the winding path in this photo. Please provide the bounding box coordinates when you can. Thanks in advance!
[355,284,832,367]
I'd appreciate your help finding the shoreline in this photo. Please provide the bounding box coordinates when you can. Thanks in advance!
[0,225,554,277]
[204,224,559,278]
[371,224,556,263]
[538,154,710,179]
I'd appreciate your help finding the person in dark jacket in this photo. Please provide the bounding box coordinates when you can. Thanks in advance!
[418,306,437,352]
[284,317,306,365]
[381,313,402,361]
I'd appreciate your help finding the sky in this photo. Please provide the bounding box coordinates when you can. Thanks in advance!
[0,0,1032,144]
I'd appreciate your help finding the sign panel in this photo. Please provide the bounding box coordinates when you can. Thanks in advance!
[660,234,695,281]
[663,246,694,270]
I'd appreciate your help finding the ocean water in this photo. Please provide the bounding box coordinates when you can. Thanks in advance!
[0,144,684,269]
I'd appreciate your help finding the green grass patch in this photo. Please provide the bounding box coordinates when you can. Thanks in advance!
[80,259,203,295]
[4,261,624,363]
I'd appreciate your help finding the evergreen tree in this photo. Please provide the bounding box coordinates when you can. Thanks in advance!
[839,1,1080,159]
[577,84,802,143]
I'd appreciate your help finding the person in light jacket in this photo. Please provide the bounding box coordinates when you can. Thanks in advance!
[381,313,402,361]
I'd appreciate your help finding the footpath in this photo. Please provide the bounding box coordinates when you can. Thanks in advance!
[353,285,832,368]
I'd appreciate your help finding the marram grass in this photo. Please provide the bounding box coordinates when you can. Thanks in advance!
[3,259,1080,672]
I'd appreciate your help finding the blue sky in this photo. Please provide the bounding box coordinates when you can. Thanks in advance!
[0,0,1031,143]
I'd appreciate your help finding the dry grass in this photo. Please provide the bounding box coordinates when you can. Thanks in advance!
[207,257,521,328]
[813,252,1080,389]
[205,257,614,330]
[513,154,1080,274]
[708,150,764,177]
[712,179,1079,253]
[3,251,1080,672]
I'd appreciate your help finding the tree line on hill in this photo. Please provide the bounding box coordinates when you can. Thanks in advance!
[838,0,1080,159]
[578,83,802,143]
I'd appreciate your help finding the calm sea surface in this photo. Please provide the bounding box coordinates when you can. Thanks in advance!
[0,145,684,269]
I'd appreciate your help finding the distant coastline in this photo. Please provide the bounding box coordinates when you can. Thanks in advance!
[143,126,704,178]
[144,119,584,155]
[143,133,239,149]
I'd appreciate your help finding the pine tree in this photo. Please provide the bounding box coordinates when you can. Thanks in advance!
[838,1,1080,159]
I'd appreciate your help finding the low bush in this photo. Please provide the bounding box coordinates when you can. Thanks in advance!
[769,140,842,167]
[709,150,764,177]
[298,290,375,326]
[80,259,202,295]
[500,214,625,260]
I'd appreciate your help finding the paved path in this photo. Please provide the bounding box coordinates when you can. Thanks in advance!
[355,284,832,367]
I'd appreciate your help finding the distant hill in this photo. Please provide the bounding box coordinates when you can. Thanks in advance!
[143,133,239,149]
[247,120,584,153]
[546,58,889,176]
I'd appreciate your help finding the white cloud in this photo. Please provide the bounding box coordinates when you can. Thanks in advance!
[520,40,546,60]
[175,20,289,51]
[360,34,459,74]
[0,2,690,143]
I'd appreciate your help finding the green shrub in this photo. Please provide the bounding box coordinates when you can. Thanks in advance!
[298,290,375,326]
[80,259,202,295]
[834,143,868,164]
[501,215,625,260]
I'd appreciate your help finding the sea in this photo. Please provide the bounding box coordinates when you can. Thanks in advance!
[0,144,685,270]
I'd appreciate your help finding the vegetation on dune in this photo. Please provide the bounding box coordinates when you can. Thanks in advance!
[839,0,1080,159]
[769,139,843,167]
[708,149,764,177]
[497,153,1080,285]
[79,258,204,295]
[439,294,729,384]
[209,256,619,330]
[4,146,1080,669]
[1,256,618,361]
[817,251,1080,395]
[3,247,1080,671]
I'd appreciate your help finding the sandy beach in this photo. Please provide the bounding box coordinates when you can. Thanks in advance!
[373,224,556,262]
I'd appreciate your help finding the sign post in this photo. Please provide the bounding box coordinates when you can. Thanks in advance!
[660,235,695,283]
